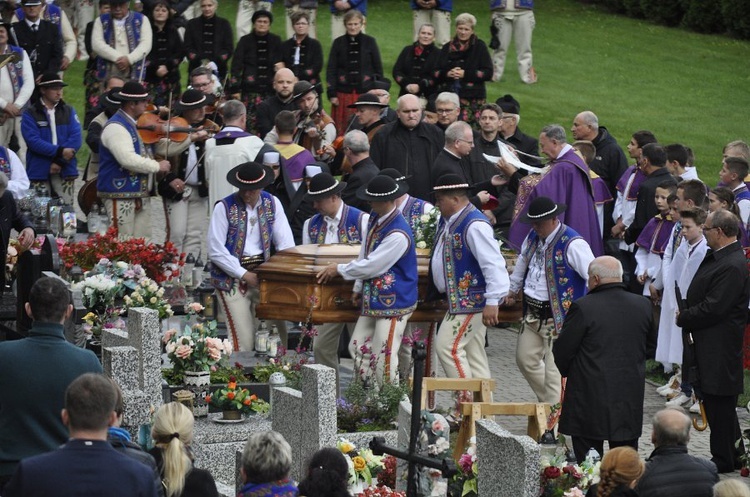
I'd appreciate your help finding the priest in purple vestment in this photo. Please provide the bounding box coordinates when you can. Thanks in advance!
[506,124,604,256]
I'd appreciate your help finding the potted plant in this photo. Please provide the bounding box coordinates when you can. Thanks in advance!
[206,376,270,420]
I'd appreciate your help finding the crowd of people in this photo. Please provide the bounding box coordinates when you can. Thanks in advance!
[0,0,748,494]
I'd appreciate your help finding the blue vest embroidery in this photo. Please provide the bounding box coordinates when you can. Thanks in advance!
[401,195,428,233]
[0,147,11,178]
[307,204,365,244]
[97,110,150,198]
[95,12,145,80]
[437,204,489,314]
[211,192,276,292]
[361,210,418,318]
[524,224,587,335]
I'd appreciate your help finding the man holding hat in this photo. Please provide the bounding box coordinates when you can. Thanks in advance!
[11,0,63,79]
[317,174,417,385]
[91,0,152,81]
[21,73,80,206]
[505,195,594,405]
[154,88,214,256]
[302,172,369,390]
[208,161,294,352]
[98,80,171,239]
[430,173,509,381]
[0,22,33,162]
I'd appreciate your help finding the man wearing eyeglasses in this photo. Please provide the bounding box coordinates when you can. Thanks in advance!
[434,91,460,131]
[433,121,490,210]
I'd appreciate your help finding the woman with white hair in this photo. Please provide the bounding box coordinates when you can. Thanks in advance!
[149,402,218,497]
[238,431,298,496]
[434,13,493,128]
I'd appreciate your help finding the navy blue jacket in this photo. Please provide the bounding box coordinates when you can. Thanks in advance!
[21,98,82,181]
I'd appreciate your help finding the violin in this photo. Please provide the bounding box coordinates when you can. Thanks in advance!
[137,113,219,144]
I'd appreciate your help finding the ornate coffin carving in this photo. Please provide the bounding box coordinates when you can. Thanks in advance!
[255,244,522,324]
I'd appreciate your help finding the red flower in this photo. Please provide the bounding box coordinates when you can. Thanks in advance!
[227,392,235,400]
[543,466,561,479]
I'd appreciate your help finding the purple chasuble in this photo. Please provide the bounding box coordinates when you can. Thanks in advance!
[635,214,675,255]
[509,148,604,256]
[592,176,613,205]
[616,166,647,201]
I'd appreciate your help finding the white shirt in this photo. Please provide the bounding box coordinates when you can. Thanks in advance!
[207,194,295,280]
[430,204,510,306]
[0,47,33,110]
[337,207,410,294]
[614,167,638,252]
[2,147,29,198]
[91,13,153,66]
[204,126,265,207]
[509,222,594,301]
[301,201,370,245]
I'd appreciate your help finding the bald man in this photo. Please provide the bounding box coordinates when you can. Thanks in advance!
[256,68,298,138]
[554,256,653,462]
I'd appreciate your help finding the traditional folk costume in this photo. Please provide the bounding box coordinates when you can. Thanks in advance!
[208,162,294,352]
[509,197,594,405]
[429,175,510,380]
[336,175,417,384]
[302,173,368,391]
[635,212,676,297]
[0,43,32,164]
[153,90,214,257]
[509,143,604,256]
[0,146,29,198]
[91,9,152,81]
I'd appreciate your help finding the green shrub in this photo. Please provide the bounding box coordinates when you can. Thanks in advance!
[601,0,627,14]
[682,0,726,34]
[623,0,644,18]
[640,0,685,26]
[721,0,750,39]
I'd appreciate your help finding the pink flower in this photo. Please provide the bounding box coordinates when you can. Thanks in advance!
[188,302,204,313]
[543,466,561,479]
[175,344,193,359]
[162,328,177,344]
[222,339,233,355]
[458,452,474,473]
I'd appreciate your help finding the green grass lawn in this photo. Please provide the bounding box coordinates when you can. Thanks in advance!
[60,0,749,185]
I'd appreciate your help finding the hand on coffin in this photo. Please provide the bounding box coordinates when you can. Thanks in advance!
[242,271,258,287]
[316,263,339,284]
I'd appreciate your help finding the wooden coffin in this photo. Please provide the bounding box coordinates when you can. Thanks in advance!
[255,244,522,324]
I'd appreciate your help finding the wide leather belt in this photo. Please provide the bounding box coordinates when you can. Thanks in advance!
[240,255,264,271]
[524,295,552,321]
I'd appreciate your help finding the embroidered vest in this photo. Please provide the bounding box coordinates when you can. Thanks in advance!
[210,191,276,292]
[3,46,24,100]
[523,224,587,334]
[0,147,11,178]
[307,204,365,244]
[97,110,150,198]
[95,12,145,80]
[361,210,418,317]
[401,195,428,233]
[438,204,489,314]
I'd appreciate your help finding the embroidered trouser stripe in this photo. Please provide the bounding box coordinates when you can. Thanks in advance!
[349,313,412,385]
[436,312,491,380]
[216,289,240,352]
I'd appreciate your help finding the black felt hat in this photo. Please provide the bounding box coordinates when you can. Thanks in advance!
[356,175,407,202]
[174,89,215,112]
[496,94,520,115]
[226,162,275,191]
[347,93,388,109]
[291,80,321,101]
[113,81,149,101]
[378,168,410,191]
[251,9,273,24]
[305,173,347,200]
[432,173,470,192]
[519,196,566,224]
[363,77,392,92]
[37,72,67,88]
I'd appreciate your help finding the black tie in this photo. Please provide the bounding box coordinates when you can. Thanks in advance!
[31,24,37,32]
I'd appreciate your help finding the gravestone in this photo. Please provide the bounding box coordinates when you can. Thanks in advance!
[476,419,540,497]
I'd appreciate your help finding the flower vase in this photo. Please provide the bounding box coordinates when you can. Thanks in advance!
[183,370,211,417]
[222,410,242,421]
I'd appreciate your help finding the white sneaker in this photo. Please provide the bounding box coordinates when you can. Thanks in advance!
[665,393,691,407]
[689,401,701,414]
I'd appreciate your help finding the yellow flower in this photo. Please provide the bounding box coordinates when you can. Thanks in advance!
[352,456,366,472]
[340,442,354,454]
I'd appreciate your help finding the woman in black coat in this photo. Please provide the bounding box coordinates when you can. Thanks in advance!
[434,12,493,128]
[326,9,383,135]
[183,0,234,80]
[280,11,323,85]
[392,23,440,99]
[144,1,184,108]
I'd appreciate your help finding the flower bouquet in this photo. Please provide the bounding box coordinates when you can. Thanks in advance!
[539,446,600,497]
[338,438,385,491]
[206,375,269,419]
[412,207,440,252]
[123,276,173,319]
[449,441,477,497]
[164,320,233,375]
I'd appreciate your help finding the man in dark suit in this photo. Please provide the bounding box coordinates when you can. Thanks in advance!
[0,278,101,491]
[11,0,63,80]
[340,129,379,213]
[496,94,540,167]
[3,373,158,497]
[676,209,750,473]
[554,255,653,463]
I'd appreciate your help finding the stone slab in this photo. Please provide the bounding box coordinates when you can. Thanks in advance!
[476,419,540,497]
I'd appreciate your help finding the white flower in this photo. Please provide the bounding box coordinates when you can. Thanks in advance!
[416,241,427,249]
[420,214,430,223]
[116,261,129,269]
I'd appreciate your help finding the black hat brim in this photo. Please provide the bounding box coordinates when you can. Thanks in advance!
[226,164,275,190]
[305,180,347,200]
[356,182,408,202]
[519,203,567,224]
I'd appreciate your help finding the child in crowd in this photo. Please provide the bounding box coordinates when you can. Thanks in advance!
[718,156,750,227]
[665,143,699,181]
[635,183,677,297]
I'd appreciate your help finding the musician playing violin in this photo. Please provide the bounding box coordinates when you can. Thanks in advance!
[154,88,216,256]
[98,80,170,239]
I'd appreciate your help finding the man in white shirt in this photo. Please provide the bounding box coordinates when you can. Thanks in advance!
[505,196,594,405]
[430,173,510,381]
[302,172,368,390]
[91,0,152,81]
[317,175,418,385]
[204,99,274,207]
[0,23,33,162]
[208,161,295,352]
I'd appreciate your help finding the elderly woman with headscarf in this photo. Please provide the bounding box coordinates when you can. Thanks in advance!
[434,13,493,128]
[238,431,298,497]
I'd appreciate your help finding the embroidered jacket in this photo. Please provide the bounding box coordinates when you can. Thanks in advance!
[97,110,150,198]
[523,224,587,334]
[3,45,25,100]
[307,204,365,244]
[210,191,276,291]
[95,12,146,80]
[436,204,490,314]
[361,210,418,317]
